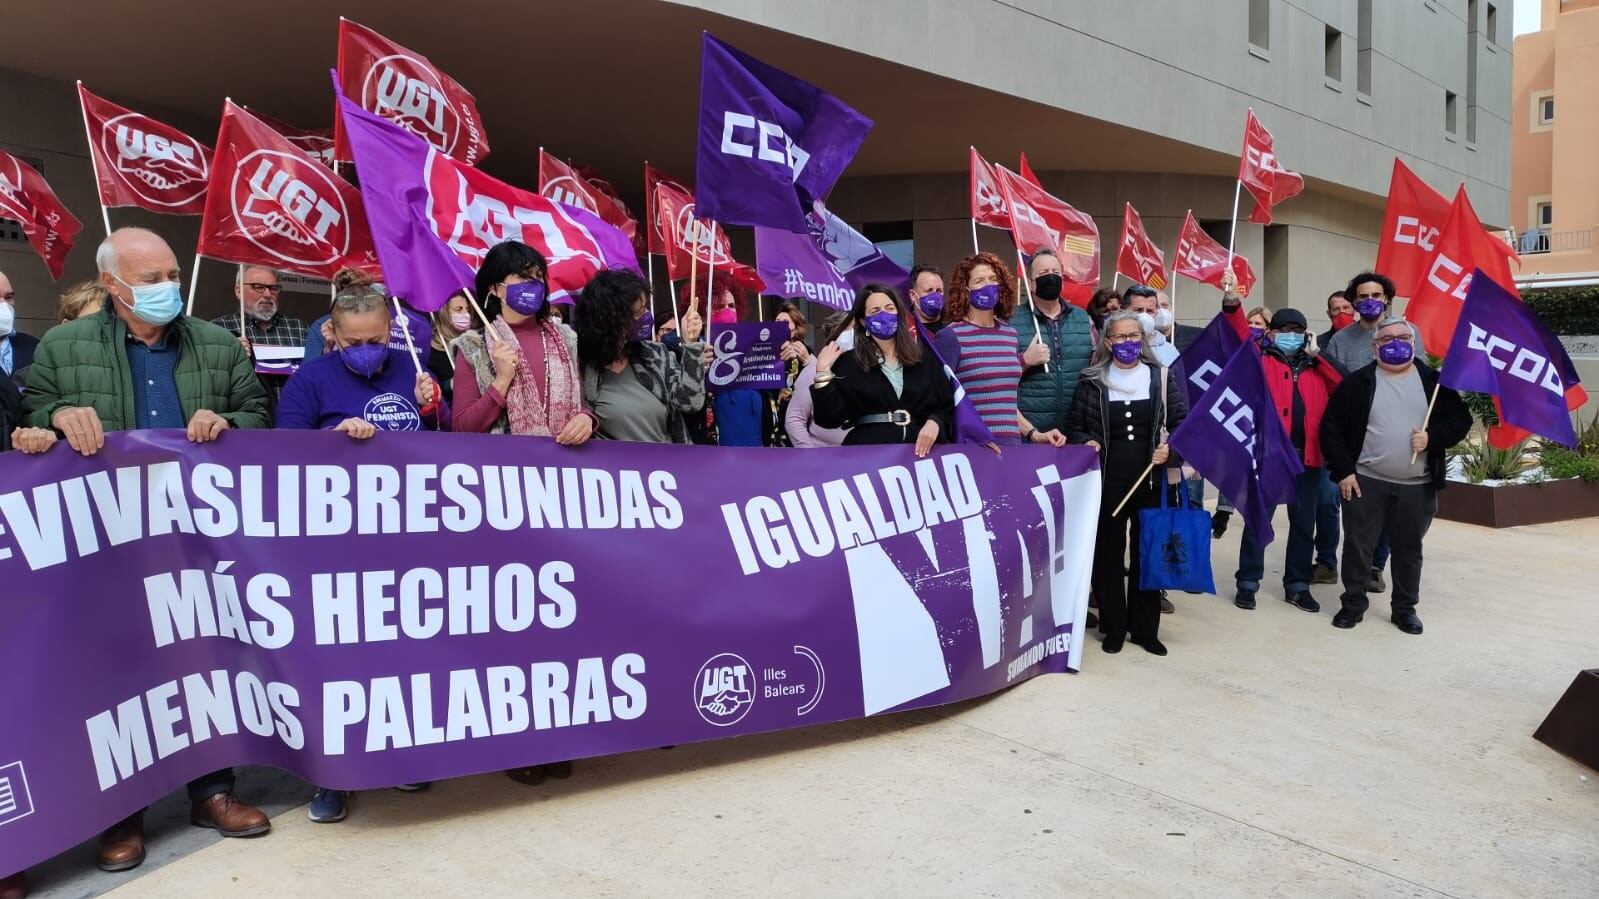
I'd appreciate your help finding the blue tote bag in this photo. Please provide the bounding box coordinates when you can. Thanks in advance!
[1138,478,1215,594]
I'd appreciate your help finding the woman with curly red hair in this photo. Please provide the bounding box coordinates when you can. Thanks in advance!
[934,252,1066,447]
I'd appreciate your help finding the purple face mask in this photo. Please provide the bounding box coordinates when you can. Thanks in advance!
[864,310,900,340]
[503,280,547,315]
[1378,338,1414,365]
[1111,340,1143,364]
[340,341,389,378]
[1248,326,1266,342]
[917,291,945,319]
[969,284,1000,310]
[1355,298,1386,320]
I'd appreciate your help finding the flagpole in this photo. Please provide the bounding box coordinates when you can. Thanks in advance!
[646,253,661,340]
[185,255,203,316]
[1111,460,1158,517]
[76,82,113,238]
[687,221,701,326]
[1014,246,1048,373]
[1112,271,1122,294]
[1411,377,1442,466]
[705,220,718,329]
[391,298,425,374]
[970,217,979,256]
[1225,179,1244,268]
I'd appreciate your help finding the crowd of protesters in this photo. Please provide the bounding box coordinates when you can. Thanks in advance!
[0,226,1473,898]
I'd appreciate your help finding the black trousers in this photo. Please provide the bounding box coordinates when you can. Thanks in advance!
[1339,474,1436,615]
[1092,490,1161,643]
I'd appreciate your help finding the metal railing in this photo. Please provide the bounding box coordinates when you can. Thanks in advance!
[1512,227,1596,255]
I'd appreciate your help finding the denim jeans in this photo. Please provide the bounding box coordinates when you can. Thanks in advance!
[1316,469,1340,569]
[1236,468,1323,595]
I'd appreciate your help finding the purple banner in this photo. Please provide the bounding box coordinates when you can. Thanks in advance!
[707,321,788,390]
[0,431,1097,874]
[755,201,909,311]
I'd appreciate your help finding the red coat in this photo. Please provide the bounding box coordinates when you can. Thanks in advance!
[1223,301,1343,468]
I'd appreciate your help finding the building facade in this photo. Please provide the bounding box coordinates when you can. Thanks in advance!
[1511,0,1599,280]
[2,0,1513,334]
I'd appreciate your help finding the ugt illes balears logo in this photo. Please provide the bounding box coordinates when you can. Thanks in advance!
[101,114,208,208]
[230,151,350,268]
[363,55,474,161]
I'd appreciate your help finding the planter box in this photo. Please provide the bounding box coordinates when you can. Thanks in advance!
[1436,477,1599,528]
[1534,669,1599,774]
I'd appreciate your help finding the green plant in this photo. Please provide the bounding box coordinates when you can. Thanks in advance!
[1523,285,1599,336]
[1456,436,1536,484]
[1541,446,1599,484]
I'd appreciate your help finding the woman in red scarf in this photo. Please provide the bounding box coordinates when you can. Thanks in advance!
[451,241,595,442]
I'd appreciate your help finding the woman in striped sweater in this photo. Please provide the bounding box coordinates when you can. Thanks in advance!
[934,252,1067,447]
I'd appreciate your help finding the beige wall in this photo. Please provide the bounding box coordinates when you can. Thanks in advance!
[1511,1,1599,276]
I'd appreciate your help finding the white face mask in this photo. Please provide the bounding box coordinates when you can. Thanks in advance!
[1136,311,1156,335]
[0,302,14,338]
[1153,308,1174,330]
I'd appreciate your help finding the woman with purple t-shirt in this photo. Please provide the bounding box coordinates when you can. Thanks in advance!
[276,286,449,437]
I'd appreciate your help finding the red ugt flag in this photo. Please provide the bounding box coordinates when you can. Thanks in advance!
[248,109,335,169]
[1116,202,1167,290]
[0,150,83,279]
[335,18,490,165]
[1406,188,1520,358]
[79,83,212,216]
[1239,108,1303,225]
[653,177,763,292]
[1375,159,1453,298]
[969,147,1009,228]
[199,101,379,279]
[539,152,641,257]
[571,163,643,256]
[994,164,1100,307]
[1174,211,1256,296]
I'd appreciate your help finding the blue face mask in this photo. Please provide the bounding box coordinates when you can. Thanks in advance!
[1273,332,1307,354]
[339,341,389,378]
[114,276,183,326]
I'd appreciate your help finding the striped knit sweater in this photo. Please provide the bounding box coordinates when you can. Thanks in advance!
[934,319,1024,443]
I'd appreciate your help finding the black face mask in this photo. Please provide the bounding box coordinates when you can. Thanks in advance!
[1033,274,1064,301]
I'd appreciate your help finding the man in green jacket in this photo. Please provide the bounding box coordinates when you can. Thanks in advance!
[1014,247,1096,435]
[19,227,272,878]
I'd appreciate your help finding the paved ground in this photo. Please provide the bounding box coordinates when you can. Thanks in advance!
[21,513,1599,898]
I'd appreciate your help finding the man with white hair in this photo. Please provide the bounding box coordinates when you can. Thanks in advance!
[212,265,306,402]
[17,228,271,884]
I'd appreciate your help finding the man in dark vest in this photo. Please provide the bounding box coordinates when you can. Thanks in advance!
[1014,247,1096,439]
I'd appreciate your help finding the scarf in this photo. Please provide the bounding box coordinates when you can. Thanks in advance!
[490,317,581,436]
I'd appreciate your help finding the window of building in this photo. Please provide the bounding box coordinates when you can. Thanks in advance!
[1324,26,1343,81]
[1249,0,1270,51]
[1445,91,1458,134]
[1536,202,1553,230]
[1465,0,1479,142]
[0,218,25,245]
[1537,94,1555,125]
[1486,3,1499,43]
[1357,0,1373,96]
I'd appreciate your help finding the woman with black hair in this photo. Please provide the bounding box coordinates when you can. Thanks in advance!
[577,269,707,444]
[810,283,953,455]
[450,241,593,442]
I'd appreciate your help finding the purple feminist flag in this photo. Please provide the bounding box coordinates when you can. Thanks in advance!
[336,83,476,313]
[696,33,873,233]
[755,201,908,311]
[707,321,789,390]
[1442,270,1584,447]
[0,431,1097,874]
[1168,343,1303,542]
[1176,312,1244,409]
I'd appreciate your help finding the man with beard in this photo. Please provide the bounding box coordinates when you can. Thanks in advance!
[212,265,306,403]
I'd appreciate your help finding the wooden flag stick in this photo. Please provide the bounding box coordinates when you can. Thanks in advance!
[1411,378,1442,466]
[393,298,425,374]
[1111,460,1158,518]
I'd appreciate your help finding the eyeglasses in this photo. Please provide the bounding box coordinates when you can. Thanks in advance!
[245,283,282,295]
[1107,333,1143,344]
[1376,334,1413,346]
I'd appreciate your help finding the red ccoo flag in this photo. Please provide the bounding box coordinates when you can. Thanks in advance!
[1117,202,1168,290]
[1406,188,1521,357]
[969,147,1009,229]
[1376,159,1454,298]
[1018,151,1043,188]
[652,175,764,292]
[1239,108,1304,225]
[0,149,83,279]
[994,164,1100,307]
[1174,211,1256,296]
[79,83,212,216]
[248,109,335,169]
[334,18,489,165]
[199,100,379,279]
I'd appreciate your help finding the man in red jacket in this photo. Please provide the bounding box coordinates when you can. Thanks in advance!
[1221,276,1343,612]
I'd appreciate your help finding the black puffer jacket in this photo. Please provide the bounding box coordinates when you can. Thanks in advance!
[1066,362,1188,482]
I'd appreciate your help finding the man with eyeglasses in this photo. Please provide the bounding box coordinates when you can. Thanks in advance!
[212,266,307,401]
[1320,317,1471,635]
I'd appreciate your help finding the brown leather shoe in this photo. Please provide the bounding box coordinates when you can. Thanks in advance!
[190,793,270,837]
[96,811,146,872]
[0,871,28,899]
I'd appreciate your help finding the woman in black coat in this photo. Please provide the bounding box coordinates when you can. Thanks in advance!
[811,284,954,454]
[1066,311,1188,656]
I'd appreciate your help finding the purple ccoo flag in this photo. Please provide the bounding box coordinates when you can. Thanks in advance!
[755,201,908,310]
[1441,269,1584,447]
[696,33,873,233]
[1168,343,1303,543]
[1176,312,1245,410]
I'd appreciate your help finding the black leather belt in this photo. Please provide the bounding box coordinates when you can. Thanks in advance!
[856,410,914,426]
